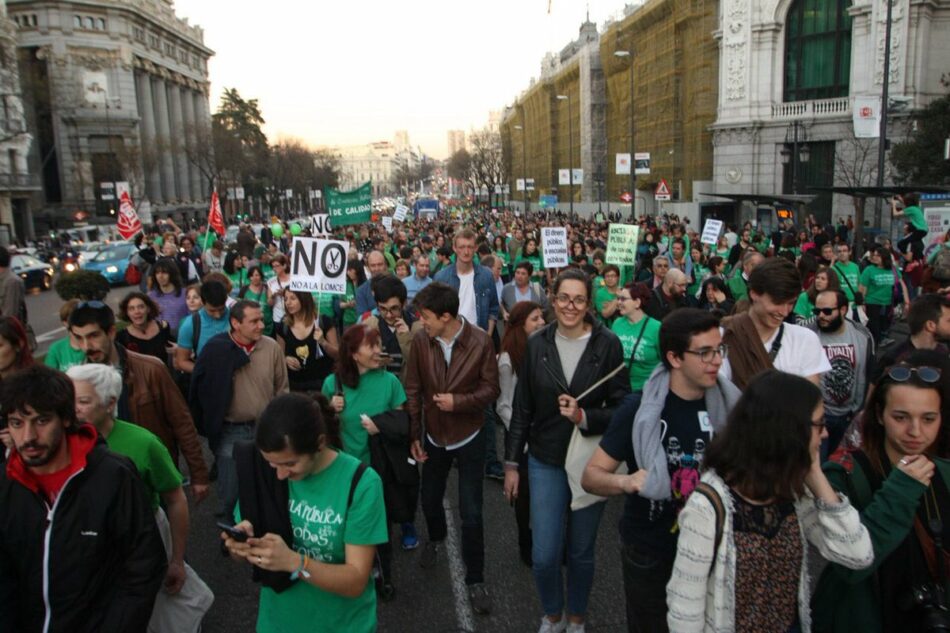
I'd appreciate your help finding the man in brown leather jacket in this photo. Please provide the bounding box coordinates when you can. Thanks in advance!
[67,302,210,502]
[405,282,500,616]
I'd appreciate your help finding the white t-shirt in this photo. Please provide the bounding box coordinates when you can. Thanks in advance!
[720,322,831,382]
[457,270,477,325]
[267,276,289,323]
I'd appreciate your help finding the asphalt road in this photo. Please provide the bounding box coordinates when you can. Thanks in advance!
[27,280,130,358]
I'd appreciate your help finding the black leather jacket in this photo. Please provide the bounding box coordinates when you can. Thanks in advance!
[505,318,630,467]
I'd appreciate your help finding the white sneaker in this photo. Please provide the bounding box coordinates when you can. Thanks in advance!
[566,623,586,633]
[538,616,567,633]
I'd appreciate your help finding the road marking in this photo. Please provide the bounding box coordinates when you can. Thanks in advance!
[36,326,65,344]
[444,497,475,633]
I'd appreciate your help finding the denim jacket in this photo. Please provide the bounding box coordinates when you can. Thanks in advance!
[433,263,499,330]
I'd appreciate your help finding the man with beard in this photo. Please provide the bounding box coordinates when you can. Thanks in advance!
[0,365,166,632]
[644,269,694,321]
[806,290,874,457]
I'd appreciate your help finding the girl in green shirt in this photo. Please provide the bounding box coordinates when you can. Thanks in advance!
[593,265,621,325]
[793,266,840,324]
[859,247,909,343]
[492,236,510,278]
[238,266,274,336]
[222,393,388,633]
[515,237,543,283]
[224,251,248,297]
[611,282,662,391]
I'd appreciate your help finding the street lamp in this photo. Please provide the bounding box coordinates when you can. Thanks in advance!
[556,94,573,216]
[514,124,528,216]
[614,49,635,216]
[780,121,810,195]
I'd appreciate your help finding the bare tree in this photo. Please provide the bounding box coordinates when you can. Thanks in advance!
[469,128,507,206]
[835,134,894,256]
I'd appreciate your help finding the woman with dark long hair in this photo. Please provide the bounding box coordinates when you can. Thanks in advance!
[224,393,387,633]
[813,351,950,633]
[322,323,411,600]
[224,250,248,295]
[148,258,189,331]
[667,370,872,633]
[793,266,841,324]
[0,315,33,379]
[497,300,545,566]
[116,291,174,363]
[860,246,910,343]
[274,289,338,394]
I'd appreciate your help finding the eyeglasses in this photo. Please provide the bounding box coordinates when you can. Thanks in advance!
[555,294,588,309]
[378,304,403,315]
[812,307,841,316]
[77,300,108,310]
[811,421,827,431]
[682,344,729,364]
[886,366,942,384]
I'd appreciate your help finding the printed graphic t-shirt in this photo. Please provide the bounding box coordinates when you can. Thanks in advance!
[600,391,710,556]
[256,451,387,633]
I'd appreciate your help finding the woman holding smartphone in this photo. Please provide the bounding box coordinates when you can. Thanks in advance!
[223,393,387,633]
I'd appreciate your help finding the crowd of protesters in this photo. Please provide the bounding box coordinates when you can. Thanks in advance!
[0,194,947,632]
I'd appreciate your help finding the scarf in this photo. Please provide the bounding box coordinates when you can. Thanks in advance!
[632,365,742,500]
[721,312,773,390]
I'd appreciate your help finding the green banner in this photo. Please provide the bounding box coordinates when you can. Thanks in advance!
[326,182,372,226]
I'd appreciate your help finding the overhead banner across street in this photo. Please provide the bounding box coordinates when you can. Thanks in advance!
[326,182,372,226]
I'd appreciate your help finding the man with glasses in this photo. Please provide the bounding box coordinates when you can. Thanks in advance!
[832,243,861,307]
[581,308,742,633]
[806,290,875,457]
[362,274,421,378]
[68,301,210,502]
[645,268,694,321]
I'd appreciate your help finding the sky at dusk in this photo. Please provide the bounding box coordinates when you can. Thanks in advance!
[172,0,639,159]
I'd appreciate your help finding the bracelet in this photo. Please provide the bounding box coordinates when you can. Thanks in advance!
[290,552,311,580]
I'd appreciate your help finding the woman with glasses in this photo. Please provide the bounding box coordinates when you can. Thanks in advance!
[275,289,339,394]
[612,282,662,393]
[148,258,190,332]
[505,269,630,633]
[812,351,949,633]
[667,370,872,633]
[593,265,622,325]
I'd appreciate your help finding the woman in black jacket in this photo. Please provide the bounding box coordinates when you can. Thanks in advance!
[504,268,630,633]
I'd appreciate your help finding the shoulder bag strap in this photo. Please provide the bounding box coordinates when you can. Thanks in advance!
[768,323,785,363]
[346,462,368,511]
[834,263,857,295]
[692,482,725,570]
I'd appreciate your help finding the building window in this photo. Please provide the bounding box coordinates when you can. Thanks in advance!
[164,42,176,57]
[133,26,145,42]
[783,0,852,102]
[8,150,17,175]
[74,15,83,29]
[96,18,106,31]
[149,35,160,49]
[85,16,94,29]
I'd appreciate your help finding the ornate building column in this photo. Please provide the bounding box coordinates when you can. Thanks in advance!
[135,71,162,203]
[152,76,176,203]
[193,87,212,200]
[167,80,189,202]
[181,87,203,201]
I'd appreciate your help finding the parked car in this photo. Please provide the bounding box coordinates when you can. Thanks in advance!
[11,253,55,291]
[82,242,137,285]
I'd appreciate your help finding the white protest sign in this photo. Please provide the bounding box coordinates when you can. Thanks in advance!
[700,219,723,245]
[290,237,348,295]
[381,216,394,232]
[606,224,640,266]
[394,205,409,222]
[310,214,332,236]
[541,227,569,268]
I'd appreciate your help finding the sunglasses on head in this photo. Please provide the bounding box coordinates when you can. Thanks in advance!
[886,365,942,384]
[77,300,108,310]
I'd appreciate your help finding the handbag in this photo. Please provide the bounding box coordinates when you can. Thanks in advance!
[565,425,628,511]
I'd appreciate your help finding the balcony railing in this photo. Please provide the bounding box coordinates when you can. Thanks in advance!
[0,172,41,190]
[771,97,852,120]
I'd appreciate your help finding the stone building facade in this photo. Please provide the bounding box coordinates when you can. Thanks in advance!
[710,0,950,227]
[9,0,213,234]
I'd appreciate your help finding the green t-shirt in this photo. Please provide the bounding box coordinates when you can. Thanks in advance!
[516,254,543,280]
[859,264,896,306]
[903,205,927,232]
[43,337,86,372]
[342,281,358,327]
[256,451,387,633]
[593,285,619,325]
[793,291,814,319]
[105,419,182,509]
[321,370,407,464]
[611,315,662,392]
[832,261,861,302]
[494,249,510,275]
[688,264,709,297]
[727,273,749,301]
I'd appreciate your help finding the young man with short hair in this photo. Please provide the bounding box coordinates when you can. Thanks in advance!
[404,282,500,615]
[872,293,950,380]
[0,365,166,632]
[174,280,231,374]
[582,309,742,633]
[433,228,500,335]
[402,254,432,303]
[832,242,861,306]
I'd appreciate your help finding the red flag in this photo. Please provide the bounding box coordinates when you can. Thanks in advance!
[116,191,142,240]
[208,191,225,236]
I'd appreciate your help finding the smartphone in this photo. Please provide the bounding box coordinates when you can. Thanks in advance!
[217,521,249,542]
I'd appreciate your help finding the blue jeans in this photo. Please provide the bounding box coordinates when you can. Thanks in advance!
[420,427,486,584]
[528,455,606,618]
[215,423,256,519]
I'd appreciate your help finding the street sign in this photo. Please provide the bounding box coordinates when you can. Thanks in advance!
[606,224,640,266]
[526,179,535,191]
[558,169,570,186]
[541,227,568,268]
[571,169,583,185]
[539,195,558,208]
[290,237,347,295]
[654,179,672,201]
[516,178,525,192]
[620,192,633,203]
